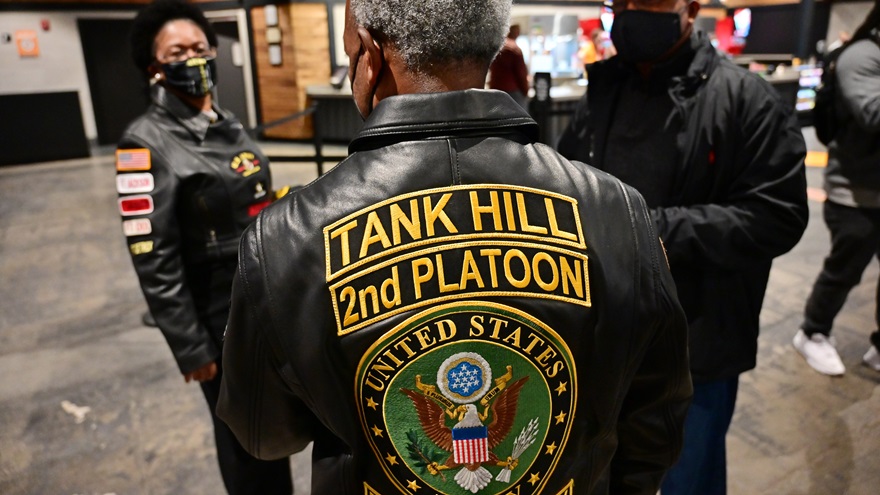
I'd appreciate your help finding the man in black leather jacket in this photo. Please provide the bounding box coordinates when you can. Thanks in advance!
[218,1,691,494]
[557,1,808,493]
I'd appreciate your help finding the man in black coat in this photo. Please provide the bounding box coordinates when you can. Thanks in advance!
[558,0,808,494]
[217,0,692,494]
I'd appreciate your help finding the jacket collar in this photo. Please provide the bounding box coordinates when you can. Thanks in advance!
[151,84,227,142]
[672,33,719,97]
[592,33,719,98]
[349,89,539,153]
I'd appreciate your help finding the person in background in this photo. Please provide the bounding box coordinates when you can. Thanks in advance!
[116,0,292,492]
[557,0,808,493]
[579,29,616,73]
[795,2,880,376]
[488,24,530,109]
[217,0,691,493]
[591,27,616,61]
[825,30,852,54]
[578,35,598,66]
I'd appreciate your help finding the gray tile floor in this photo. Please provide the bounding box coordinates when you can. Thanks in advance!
[1,140,878,494]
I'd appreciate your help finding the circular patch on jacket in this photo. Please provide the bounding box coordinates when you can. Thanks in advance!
[229,151,261,177]
[355,301,576,495]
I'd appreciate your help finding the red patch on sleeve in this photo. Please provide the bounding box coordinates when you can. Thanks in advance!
[248,200,271,217]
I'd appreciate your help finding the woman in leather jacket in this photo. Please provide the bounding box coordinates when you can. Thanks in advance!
[115,1,291,492]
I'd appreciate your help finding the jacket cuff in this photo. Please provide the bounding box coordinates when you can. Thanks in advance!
[174,339,221,375]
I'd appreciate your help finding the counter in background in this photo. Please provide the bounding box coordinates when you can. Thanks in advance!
[305,82,588,146]
[306,84,363,144]
[307,69,809,149]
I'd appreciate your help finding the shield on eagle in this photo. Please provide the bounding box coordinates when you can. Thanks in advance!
[452,425,489,464]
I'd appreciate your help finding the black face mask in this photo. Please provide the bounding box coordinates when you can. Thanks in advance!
[160,56,217,97]
[611,9,685,64]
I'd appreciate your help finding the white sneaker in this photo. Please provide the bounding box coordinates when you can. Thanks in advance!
[793,330,846,376]
[863,346,880,371]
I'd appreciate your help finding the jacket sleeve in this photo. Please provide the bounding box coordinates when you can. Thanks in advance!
[556,92,592,164]
[836,41,880,132]
[651,82,808,269]
[117,137,218,374]
[217,222,318,460]
[610,190,692,494]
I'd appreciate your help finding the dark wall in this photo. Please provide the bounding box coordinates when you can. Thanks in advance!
[742,3,831,56]
[0,92,90,166]
[79,19,149,146]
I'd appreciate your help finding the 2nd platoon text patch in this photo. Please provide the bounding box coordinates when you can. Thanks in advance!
[324,185,590,336]
[355,301,577,495]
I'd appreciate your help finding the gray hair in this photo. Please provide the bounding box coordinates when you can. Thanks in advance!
[350,0,512,72]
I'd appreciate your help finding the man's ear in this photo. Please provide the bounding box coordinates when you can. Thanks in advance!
[356,26,384,87]
[687,1,701,24]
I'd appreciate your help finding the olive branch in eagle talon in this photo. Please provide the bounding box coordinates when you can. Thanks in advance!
[400,368,529,487]
[406,430,449,482]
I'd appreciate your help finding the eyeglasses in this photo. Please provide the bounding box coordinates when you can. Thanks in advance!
[156,45,217,64]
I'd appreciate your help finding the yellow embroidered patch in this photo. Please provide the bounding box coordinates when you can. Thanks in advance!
[129,240,154,256]
[324,185,590,336]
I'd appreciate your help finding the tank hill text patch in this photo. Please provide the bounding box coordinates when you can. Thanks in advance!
[324,185,590,336]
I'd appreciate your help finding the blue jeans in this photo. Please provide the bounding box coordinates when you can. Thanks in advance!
[661,376,739,495]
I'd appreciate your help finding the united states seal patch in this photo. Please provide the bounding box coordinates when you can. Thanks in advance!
[356,301,576,494]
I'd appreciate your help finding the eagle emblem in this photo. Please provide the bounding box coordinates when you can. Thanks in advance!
[355,302,576,495]
[401,352,540,493]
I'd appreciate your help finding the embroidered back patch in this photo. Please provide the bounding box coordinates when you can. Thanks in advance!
[324,185,591,336]
[230,151,262,177]
[356,301,576,495]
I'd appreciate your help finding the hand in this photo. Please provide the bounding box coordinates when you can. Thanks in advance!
[184,361,218,383]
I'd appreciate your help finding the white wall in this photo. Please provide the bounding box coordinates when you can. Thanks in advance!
[0,11,133,141]
[827,1,874,44]
[0,13,95,139]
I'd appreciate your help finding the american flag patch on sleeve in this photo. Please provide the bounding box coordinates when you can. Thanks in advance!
[116,148,151,171]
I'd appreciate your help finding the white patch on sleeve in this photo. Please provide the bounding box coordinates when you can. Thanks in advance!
[116,173,155,194]
[122,218,152,237]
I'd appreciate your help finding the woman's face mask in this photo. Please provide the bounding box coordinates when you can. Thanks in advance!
[159,56,218,97]
[610,8,688,64]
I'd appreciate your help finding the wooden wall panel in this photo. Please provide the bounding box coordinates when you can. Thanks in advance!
[251,2,330,140]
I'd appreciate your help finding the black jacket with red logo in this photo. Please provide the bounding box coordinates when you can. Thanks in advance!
[217,90,691,495]
[116,84,272,374]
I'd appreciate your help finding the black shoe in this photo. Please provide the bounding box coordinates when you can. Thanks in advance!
[142,311,157,327]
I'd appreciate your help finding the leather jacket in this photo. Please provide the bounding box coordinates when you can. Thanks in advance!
[116,85,273,374]
[218,90,691,495]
